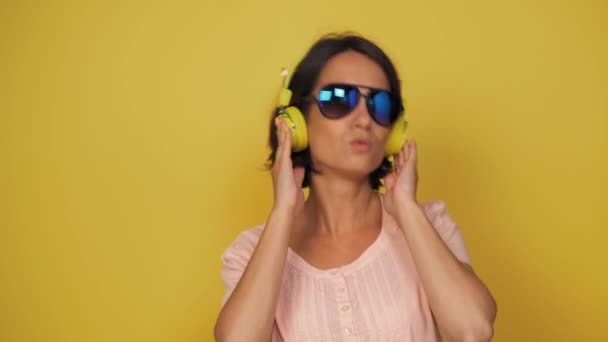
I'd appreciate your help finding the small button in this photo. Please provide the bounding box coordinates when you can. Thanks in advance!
[341,305,350,312]
[338,287,345,293]
[344,327,352,335]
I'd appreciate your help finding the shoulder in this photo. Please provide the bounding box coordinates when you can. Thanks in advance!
[387,198,472,264]
[379,194,449,224]
[420,199,449,221]
[220,224,265,265]
[420,199,459,237]
[218,224,266,307]
[380,196,451,233]
[381,196,458,238]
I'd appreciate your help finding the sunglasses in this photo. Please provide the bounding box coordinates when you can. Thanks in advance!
[309,83,404,127]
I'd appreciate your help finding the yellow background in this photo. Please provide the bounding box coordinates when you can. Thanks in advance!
[1,0,607,341]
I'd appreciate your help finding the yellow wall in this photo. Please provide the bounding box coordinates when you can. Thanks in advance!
[1,0,606,341]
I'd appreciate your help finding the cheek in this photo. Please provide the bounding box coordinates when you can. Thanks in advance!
[371,130,391,165]
[307,116,334,154]
[305,109,342,158]
[376,125,391,146]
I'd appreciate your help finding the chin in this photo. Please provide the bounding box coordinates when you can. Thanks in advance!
[354,155,385,171]
[343,160,382,178]
[314,152,384,178]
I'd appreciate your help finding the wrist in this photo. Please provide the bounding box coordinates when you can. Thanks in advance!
[393,195,420,210]
[270,203,298,220]
[394,198,423,228]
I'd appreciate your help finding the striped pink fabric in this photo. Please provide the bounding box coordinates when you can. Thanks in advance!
[220,195,472,341]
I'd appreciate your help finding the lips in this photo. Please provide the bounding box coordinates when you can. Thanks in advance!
[350,139,371,151]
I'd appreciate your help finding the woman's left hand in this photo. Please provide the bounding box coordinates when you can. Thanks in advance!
[382,139,419,216]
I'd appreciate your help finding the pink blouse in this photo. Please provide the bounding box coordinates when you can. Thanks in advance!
[219,195,472,341]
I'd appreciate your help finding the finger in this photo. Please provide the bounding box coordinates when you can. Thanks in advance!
[394,154,400,173]
[280,122,292,162]
[409,139,418,166]
[273,119,285,171]
[277,121,286,159]
[399,141,407,170]
[383,172,395,190]
[402,140,409,164]
[294,166,305,187]
[274,116,283,151]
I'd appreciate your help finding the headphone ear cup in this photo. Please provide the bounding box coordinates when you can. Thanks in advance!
[278,106,308,152]
[384,115,409,157]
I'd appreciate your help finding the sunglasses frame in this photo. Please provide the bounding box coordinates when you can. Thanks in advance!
[307,83,404,127]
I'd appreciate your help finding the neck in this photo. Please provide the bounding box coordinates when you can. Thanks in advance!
[302,173,381,238]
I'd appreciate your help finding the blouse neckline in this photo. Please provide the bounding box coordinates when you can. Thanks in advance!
[286,193,388,278]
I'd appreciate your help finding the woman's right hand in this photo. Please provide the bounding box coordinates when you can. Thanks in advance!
[215,118,306,342]
[272,117,306,215]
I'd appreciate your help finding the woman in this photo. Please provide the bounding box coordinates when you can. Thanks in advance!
[214,33,497,342]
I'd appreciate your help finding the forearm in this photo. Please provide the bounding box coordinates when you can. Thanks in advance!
[214,207,294,342]
[395,200,496,342]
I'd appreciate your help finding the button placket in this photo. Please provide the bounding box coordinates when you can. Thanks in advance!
[331,270,355,339]
[333,278,348,300]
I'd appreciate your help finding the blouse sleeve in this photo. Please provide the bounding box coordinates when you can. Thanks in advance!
[423,200,472,266]
[219,228,261,308]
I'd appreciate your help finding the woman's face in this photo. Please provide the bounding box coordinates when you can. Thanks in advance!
[306,51,392,182]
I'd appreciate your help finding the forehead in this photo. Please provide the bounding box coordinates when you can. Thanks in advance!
[314,51,390,91]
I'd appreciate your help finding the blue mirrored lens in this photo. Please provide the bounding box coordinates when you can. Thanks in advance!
[347,87,358,108]
[319,89,333,101]
[372,91,393,125]
[318,85,359,118]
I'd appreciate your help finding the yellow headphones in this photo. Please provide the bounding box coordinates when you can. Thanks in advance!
[275,68,409,157]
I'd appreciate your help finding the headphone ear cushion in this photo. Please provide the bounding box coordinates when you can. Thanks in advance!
[278,106,308,152]
[385,115,409,157]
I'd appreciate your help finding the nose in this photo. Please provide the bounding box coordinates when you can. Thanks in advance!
[351,93,372,128]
